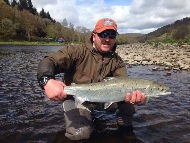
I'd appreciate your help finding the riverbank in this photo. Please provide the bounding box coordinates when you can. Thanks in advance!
[1,41,189,71]
[0,41,68,46]
[116,43,190,71]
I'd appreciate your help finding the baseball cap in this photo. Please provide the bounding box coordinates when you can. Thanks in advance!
[94,18,117,33]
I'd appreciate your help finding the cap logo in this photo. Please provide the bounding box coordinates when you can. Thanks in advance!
[103,19,114,26]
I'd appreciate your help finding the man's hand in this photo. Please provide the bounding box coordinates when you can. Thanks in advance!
[125,90,145,104]
[44,79,67,101]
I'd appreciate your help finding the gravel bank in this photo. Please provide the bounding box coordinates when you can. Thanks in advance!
[116,43,190,71]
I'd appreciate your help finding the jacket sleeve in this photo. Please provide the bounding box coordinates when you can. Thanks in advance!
[37,45,84,80]
[37,57,58,80]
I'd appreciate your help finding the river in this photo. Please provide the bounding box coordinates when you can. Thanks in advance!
[0,45,189,143]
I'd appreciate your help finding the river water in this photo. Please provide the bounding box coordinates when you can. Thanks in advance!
[0,45,189,143]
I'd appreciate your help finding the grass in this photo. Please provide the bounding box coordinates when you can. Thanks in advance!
[146,38,190,48]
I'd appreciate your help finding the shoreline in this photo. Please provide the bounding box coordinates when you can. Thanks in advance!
[1,42,189,71]
[0,41,68,46]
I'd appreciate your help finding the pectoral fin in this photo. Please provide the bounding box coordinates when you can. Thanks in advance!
[104,102,113,109]
[74,96,85,108]
[143,96,150,105]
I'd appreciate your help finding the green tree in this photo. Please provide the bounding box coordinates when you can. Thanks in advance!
[20,9,36,41]
[62,18,68,27]
[18,0,28,11]
[28,0,37,15]
[44,18,53,28]
[46,12,51,19]
[40,8,54,23]
[53,22,63,41]
[12,5,21,36]
[11,0,17,7]
[75,26,90,42]
[40,8,46,18]
[3,0,10,6]
[46,24,55,38]
[0,0,14,22]
[68,23,76,41]
[1,18,16,38]
[34,16,46,37]
[28,0,33,10]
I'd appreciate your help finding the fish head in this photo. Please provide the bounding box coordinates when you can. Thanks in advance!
[146,81,171,96]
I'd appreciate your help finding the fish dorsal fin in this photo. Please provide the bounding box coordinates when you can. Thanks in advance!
[102,77,116,82]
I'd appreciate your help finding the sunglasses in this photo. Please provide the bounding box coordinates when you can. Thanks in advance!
[97,32,117,39]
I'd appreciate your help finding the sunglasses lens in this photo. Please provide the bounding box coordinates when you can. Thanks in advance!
[98,32,116,39]
[98,33,106,38]
[109,33,116,39]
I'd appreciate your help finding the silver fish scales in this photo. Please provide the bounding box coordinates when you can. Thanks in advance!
[64,77,171,108]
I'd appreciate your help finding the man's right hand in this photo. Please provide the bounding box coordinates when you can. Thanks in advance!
[43,79,67,101]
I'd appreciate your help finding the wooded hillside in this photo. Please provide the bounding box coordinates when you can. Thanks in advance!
[136,17,190,43]
[1,0,190,44]
[0,0,90,42]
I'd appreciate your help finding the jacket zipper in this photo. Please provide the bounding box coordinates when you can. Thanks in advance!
[98,56,104,82]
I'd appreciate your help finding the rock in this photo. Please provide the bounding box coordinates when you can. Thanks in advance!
[134,56,143,62]
[142,58,151,62]
[184,58,190,64]
[173,68,180,71]
[183,52,190,56]
[166,72,172,76]
[164,62,173,67]
[164,67,172,70]
[152,67,160,71]
[176,61,186,69]
[142,61,149,65]
[182,65,190,70]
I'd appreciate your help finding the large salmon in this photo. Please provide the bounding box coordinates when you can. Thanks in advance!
[64,77,171,108]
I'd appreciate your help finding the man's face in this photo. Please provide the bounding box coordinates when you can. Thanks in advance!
[93,29,116,53]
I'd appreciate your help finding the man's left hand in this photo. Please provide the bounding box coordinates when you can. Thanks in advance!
[125,90,145,104]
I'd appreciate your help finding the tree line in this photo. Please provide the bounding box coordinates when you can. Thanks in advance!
[0,0,91,43]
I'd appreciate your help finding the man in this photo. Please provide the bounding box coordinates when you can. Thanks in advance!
[37,18,145,140]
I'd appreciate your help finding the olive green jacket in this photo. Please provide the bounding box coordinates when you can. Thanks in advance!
[37,34,128,85]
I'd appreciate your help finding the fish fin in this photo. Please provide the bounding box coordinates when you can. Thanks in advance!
[74,96,85,108]
[143,96,150,105]
[70,82,76,86]
[104,102,113,109]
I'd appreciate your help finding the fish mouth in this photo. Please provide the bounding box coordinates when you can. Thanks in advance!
[159,91,171,95]
[159,88,171,95]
